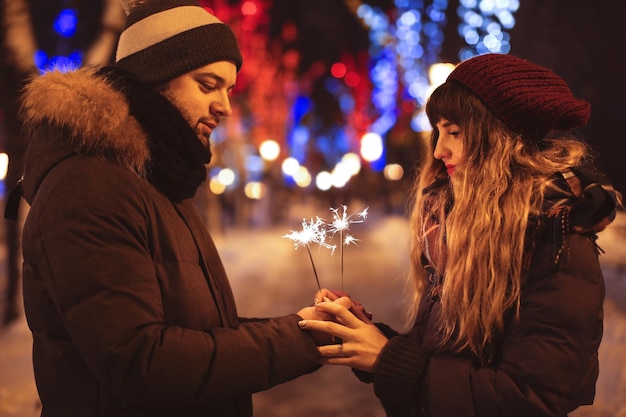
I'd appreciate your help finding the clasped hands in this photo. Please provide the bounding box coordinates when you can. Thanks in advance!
[297,288,389,373]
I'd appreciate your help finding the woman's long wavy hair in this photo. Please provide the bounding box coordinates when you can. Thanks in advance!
[407,81,591,358]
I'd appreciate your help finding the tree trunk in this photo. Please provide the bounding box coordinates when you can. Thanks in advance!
[0,0,123,326]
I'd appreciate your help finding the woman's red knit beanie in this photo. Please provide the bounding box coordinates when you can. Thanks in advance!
[447,53,591,140]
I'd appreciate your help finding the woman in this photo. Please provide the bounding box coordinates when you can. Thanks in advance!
[299,53,622,416]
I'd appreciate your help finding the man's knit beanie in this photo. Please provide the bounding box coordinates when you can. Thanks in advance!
[115,0,243,86]
[447,53,590,140]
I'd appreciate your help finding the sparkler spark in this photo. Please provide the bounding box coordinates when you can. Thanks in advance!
[283,206,368,293]
[343,234,359,246]
[283,217,336,291]
[328,205,368,291]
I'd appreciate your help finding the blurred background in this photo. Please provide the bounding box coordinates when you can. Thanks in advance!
[0,0,625,416]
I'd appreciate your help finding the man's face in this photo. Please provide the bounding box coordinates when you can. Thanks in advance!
[161,60,237,151]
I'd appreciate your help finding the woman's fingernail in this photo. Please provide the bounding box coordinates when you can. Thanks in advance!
[323,297,331,302]
[298,320,306,328]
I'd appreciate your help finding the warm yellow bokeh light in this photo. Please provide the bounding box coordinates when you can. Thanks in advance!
[281,157,300,176]
[217,168,236,186]
[259,140,280,161]
[209,177,226,194]
[0,153,8,180]
[341,152,362,176]
[315,171,333,191]
[244,181,267,199]
[293,166,311,188]
[384,163,404,181]
[360,132,384,162]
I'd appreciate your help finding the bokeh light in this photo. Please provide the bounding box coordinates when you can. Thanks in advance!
[457,0,518,59]
[218,168,236,187]
[0,153,9,180]
[259,139,280,161]
[209,177,227,195]
[293,166,312,188]
[383,163,404,181]
[315,171,333,191]
[281,157,300,177]
[360,132,384,162]
[53,9,78,38]
[244,181,267,199]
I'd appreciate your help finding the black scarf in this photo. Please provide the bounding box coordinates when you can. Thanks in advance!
[98,66,211,202]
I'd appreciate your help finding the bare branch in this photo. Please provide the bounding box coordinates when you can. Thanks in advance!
[1,0,38,73]
[84,0,126,66]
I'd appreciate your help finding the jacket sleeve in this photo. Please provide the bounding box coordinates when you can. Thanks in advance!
[22,161,319,408]
[352,322,402,384]
[372,233,604,417]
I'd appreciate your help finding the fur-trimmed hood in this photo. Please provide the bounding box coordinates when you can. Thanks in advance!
[20,67,151,202]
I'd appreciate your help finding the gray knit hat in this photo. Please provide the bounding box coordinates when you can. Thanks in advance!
[115,0,243,85]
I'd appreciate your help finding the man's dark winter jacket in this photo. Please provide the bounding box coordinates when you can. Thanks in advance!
[18,68,318,417]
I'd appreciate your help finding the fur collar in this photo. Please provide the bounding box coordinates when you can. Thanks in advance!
[20,66,150,176]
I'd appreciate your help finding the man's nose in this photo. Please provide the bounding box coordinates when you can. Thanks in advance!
[212,92,232,117]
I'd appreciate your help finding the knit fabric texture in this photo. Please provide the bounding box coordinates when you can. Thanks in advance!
[447,53,591,141]
[115,0,242,86]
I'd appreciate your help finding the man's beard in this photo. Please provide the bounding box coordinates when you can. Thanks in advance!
[195,126,212,152]
[161,90,212,153]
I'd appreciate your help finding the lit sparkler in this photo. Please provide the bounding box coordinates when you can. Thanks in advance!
[283,217,336,292]
[328,205,368,291]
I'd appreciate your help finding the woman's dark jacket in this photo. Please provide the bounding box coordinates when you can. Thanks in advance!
[362,172,621,417]
[16,67,318,417]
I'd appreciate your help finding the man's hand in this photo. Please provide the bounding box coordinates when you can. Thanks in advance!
[297,296,352,345]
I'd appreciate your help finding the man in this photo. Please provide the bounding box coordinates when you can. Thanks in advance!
[8,1,344,416]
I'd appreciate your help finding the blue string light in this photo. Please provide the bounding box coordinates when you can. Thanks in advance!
[357,3,396,140]
[35,7,82,72]
[457,0,519,60]
[394,0,449,133]
[53,8,78,37]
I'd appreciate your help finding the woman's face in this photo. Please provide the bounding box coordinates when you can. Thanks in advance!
[433,118,465,176]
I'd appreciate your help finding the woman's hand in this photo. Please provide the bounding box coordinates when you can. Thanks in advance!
[298,301,389,373]
[313,289,373,321]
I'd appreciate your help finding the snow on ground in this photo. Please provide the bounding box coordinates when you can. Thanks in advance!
[1,208,624,417]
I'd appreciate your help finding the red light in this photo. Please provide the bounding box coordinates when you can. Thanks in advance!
[242,19,257,31]
[241,1,258,16]
[330,62,347,78]
[282,22,297,42]
[282,49,300,69]
[345,71,360,87]
[401,100,415,113]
